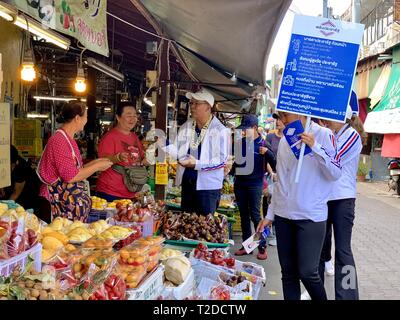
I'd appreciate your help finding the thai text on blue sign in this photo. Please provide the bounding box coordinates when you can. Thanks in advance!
[276,15,364,122]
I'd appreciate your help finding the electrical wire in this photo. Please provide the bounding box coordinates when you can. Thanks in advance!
[106,11,172,42]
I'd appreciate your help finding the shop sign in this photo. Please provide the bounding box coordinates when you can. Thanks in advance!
[155,162,168,185]
[276,15,364,122]
[0,103,11,188]
[7,0,109,56]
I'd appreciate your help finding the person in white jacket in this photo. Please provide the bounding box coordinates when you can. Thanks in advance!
[316,106,364,300]
[160,88,230,215]
[257,111,341,300]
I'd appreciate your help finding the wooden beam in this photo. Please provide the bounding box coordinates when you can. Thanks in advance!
[154,40,169,201]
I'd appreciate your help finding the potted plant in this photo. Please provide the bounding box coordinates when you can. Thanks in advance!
[357,161,369,182]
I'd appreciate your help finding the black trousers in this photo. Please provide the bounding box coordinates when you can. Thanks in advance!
[181,178,221,215]
[320,224,332,262]
[234,184,266,249]
[275,215,327,300]
[319,199,359,300]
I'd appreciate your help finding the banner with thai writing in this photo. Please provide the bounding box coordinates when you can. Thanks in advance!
[7,0,109,56]
[276,15,364,122]
[0,103,11,188]
[155,162,168,185]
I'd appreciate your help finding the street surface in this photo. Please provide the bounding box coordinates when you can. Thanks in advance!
[232,182,400,300]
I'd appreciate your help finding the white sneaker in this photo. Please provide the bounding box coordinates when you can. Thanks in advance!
[301,290,311,300]
[325,260,334,276]
[268,239,277,246]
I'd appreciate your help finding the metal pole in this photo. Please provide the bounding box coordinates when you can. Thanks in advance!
[154,40,169,201]
[352,0,361,23]
[86,68,97,160]
[323,0,329,18]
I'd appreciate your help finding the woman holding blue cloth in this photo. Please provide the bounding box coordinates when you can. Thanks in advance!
[257,111,341,300]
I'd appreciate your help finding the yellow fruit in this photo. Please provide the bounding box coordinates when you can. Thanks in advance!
[49,218,64,231]
[42,236,64,251]
[44,231,69,245]
[41,227,54,235]
[67,221,84,232]
[120,249,130,260]
[65,244,76,252]
[42,249,55,262]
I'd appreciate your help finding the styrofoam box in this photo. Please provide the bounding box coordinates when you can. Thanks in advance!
[126,264,164,300]
[162,268,195,300]
[0,243,42,277]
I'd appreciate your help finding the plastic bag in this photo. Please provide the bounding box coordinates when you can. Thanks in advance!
[0,217,26,258]
[266,174,275,195]
[104,273,126,300]
[210,284,231,300]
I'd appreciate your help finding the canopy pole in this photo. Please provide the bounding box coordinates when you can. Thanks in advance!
[295,116,311,183]
[155,40,169,201]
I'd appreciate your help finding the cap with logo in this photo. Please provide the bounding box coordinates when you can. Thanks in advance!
[185,88,215,107]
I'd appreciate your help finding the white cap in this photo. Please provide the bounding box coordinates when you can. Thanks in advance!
[185,88,215,107]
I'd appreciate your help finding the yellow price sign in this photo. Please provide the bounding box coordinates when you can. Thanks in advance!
[155,162,168,185]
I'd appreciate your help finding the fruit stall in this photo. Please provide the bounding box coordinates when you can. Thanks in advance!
[0,196,265,300]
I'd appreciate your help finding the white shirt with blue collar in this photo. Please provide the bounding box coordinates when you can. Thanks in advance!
[266,121,341,222]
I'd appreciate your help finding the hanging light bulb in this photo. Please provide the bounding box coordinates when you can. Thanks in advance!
[20,48,36,82]
[74,66,86,93]
[74,48,87,93]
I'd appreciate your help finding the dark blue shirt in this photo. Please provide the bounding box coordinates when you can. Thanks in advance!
[182,126,201,182]
[233,136,276,187]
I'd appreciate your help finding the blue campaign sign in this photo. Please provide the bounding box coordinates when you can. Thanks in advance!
[283,120,312,159]
[276,15,364,123]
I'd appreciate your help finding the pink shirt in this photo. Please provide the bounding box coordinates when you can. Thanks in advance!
[96,128,144,198]
[38,129,82,198]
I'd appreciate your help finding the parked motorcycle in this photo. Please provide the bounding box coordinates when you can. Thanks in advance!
[388,159,400,195]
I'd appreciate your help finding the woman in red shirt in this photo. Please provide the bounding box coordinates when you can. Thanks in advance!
[96,102,148,201]
[37,101,112,221]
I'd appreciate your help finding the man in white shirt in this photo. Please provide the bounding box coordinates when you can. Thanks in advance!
[160,88,230,215]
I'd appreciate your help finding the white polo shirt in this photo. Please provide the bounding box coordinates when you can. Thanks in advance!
[266,121,341,222]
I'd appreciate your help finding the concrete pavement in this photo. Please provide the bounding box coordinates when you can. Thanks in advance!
[232,182,400,300]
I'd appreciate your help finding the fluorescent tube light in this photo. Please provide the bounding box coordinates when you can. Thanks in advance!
[14,15,70,50]
[85,57,124,82]
[27,113,49,119]
[0,3,16,22]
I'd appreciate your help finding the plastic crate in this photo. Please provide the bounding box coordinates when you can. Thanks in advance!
[190,257,265,300]
[0,243,42,277]
[126,264,164,300]
[196,276,253,300]
[232,213,242,233]
[14,138,43,157]
[162,268,195,300]
[13,119,42,139]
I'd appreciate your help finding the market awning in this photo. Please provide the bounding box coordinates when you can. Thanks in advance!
[134,0,292,112]
[364,62,400,134]
[355,70,369,100]
[368,63,391,110]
